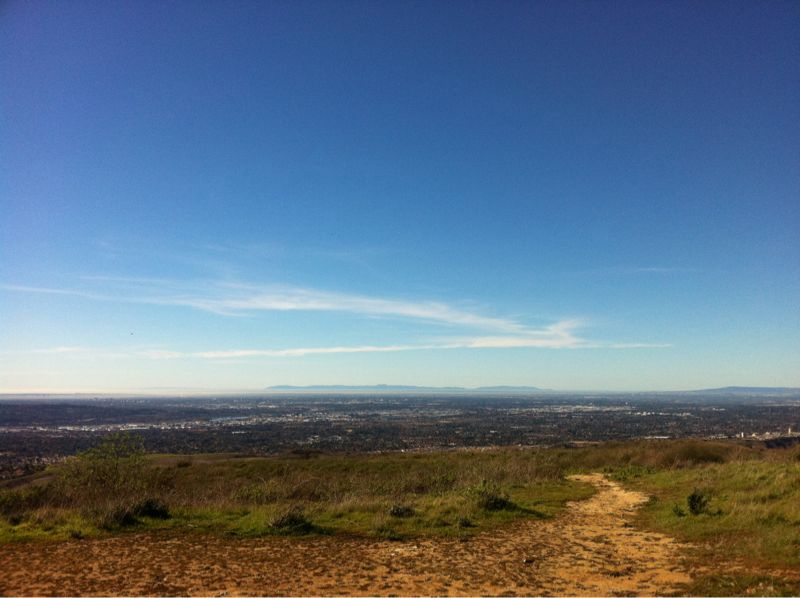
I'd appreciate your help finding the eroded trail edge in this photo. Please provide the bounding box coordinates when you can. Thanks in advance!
[0,473,692,596]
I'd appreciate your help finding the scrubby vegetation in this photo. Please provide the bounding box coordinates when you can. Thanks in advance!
[581,439,800,596]
[1,435,799,594]
[0,435,593,542]
[0,434,174,538]
[613,453,800,595]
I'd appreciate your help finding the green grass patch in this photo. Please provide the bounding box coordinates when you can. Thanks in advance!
[616,460,800,574]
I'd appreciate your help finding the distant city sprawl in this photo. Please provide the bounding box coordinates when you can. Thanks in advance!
[1,393,798,480]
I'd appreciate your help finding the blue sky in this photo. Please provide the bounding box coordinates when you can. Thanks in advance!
[2,1,798,392]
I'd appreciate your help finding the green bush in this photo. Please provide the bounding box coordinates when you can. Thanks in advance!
[457,516,475,528]
[133,497,170,519]
[0,484,50,520]
[468,480,514,511]
[687,488,710,515]
[269,508,314,534]
[56,433,150,506]
[51,433,172,528]
[388,504,415,518]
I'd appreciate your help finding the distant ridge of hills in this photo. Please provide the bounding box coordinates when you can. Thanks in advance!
[691,386,800,395]
[3,386,797,400]
[265,384,545,393]
[263,384,800,396]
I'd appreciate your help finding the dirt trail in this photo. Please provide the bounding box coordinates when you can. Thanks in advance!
[0,474,692,596]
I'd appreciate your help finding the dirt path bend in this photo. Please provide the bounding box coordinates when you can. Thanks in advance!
[0,474,692,596]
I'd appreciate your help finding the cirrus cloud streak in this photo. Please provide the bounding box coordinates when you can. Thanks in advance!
[3,279,670,359]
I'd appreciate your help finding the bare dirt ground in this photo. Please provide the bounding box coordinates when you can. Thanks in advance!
[0,474,692,596]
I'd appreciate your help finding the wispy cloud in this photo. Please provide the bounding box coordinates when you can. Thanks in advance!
[136,337,669,360]
[136,320,670,359]
[11,332,669,363]
[2,346,93,355]
[575,266,699,275]
[3,279,528,332]
[188,344,436,358]
[3,277,669,357]
[38,346,90,354]
[0,284,105,300]
[197,285,529,332]
[604,342,672,349]
[137,350,185,360]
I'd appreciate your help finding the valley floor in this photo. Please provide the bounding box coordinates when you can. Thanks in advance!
[0,474,694,596]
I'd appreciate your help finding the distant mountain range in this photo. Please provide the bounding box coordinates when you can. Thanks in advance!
[689,386,800,395]
[264,384,800,395]
[2,386,798,399]
[265,384,545,393]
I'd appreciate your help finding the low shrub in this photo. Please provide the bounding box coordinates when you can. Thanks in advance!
[93,504,139,529]
[388,504,415,518]
[374,523,403,541]
[6,514,23,526]
[687,489,710,515]
[0,485,50,519]
[269,508,314,534]
[133,497,170,519]
[468,480,514,511]
[57,433,149,504]
[54,433,172,517]
[457,516,475,528]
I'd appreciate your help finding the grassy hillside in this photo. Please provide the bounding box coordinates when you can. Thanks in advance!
[613,457,800,596]
[562,439,800,595]
[0,438,595,543]
[1,435,798,595]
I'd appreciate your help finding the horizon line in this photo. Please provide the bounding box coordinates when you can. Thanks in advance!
[1,385,799,396]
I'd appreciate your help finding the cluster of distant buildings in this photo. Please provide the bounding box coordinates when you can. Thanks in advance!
[734,427,796,440]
